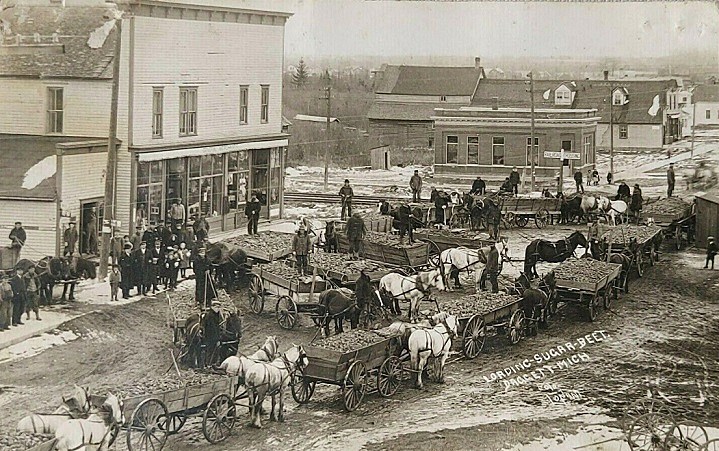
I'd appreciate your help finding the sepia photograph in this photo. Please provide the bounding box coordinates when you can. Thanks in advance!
[0,0,718,449]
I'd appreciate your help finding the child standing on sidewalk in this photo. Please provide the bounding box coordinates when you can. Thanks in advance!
[109,264,122,301]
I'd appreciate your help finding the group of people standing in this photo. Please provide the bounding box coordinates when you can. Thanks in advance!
[0,266,41,331]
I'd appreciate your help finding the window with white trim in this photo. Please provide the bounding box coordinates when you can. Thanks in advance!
[526,137,539,166]
[467,136,479,165]
[152,88,163,138]
[47,87,63,133]
[613,90,626,106]
[179,87,197,136]
[555,87,571,105]
[492,137,505,165]
[239,86,248,125]
[446,136,458,164]
[260,85,269,123]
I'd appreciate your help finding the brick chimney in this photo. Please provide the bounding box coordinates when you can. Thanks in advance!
[475,57,482,70]
[603,70,609,81]
[492,97,499,110]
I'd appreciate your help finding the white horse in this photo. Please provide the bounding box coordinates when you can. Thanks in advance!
[378,268,446,323]
[219,335,279,378]
[54,392,124,451]
[245,345,308,429]
[17,385,91,434]
[439,240,509,291]
[598,196,628,226]
[408,314,459,389]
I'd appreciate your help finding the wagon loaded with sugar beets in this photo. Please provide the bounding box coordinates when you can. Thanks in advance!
[498,194,561,229]
[337,231,440,273]
[414,229,496,253]
[307,250,403,285]
[438,292,533,359]
[600,224,663,277]
[247,260,329,329]
[292,328,406,412]
[552,258,622,322]
[223,231,293,262]
[642,197,695,250]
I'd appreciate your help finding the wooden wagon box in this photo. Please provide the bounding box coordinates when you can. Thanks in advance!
[555,264,621,292]
[304,338,397,383]
[260,268,327,293]
[415,230,494,252]
[244,246,293,262]
[337,235,429,267]
[308,264,394,284]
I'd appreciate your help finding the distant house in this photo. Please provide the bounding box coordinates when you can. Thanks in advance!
[471,75,679,150]
[692,84,719,127]
[367,58,485,149]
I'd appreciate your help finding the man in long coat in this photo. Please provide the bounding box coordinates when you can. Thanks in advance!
[339,180,354,221]
[9,269,26,326]
[148,241,164,294]
[630,184,643,224]
[409,170,423,202]
[667,163,676,197]
[132,241,150,295]
[192,246,215,307]
[63,220,78,257]
[346,213,366,260]
[119,242,134,299]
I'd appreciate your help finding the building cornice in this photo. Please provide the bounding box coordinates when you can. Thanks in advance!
[432,116,600,128]
[130,133,290,153]
[125,1,292,26]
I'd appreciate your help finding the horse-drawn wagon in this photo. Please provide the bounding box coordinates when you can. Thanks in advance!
[498,195,561,229]
[552,258,622,322]
[247,260,329,329]
[222,231,293,262]
[415,229,496,253]
[292,328,406,412]
[337,231,438,271]
[166,288,236,344]
[438,292,531,359]
[308,250,402,285]
[642,197,695,250]
[599,224,663,277]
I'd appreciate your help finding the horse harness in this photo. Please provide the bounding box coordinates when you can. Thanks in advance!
[415,321,453,359]
[65,413,116,451]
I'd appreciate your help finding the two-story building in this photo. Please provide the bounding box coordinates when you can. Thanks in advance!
[368,59,485,149]
[0,0,290,258]
[691,84,719,128]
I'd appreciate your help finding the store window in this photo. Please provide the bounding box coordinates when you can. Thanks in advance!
[227,150,250,211]
[165,158,185,217]
[467,136,479,165]
[188,154,223,219]
[252,149,269,206]
[445,135,458,164]
[136,160,164,226]
[269,148,282,206]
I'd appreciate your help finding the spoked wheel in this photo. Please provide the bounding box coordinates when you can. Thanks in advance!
[548,291,558,317]
[515,215,529,228]
[636,252,645,277]
[587,293,600,322]
[674,227,682,251]
[535,208,549,229]
[622,399,671,434]
[649,242,658,266]
[276,295,298,330]
[291,371,316,404]
[426,240,442,268]
[462,315,486,359]
[377,356,403,398]
[342,361,367,412]
[248,274,265,314]
[127,398,169,451]
[508,309,525,345]
[664,424,709,450]
[702,439,719,451]
[604,287,613,309]
[157,413,187,435]
[627,413,674,451]
[202,393,236,444]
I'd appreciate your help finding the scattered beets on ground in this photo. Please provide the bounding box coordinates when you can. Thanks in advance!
[0,432,54,450]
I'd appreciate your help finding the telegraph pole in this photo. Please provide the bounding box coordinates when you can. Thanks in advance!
[529,72,536,192]
[321,70,332,191]
[99,18,122,282]
[609,83,614,179]
[691,100,696,158]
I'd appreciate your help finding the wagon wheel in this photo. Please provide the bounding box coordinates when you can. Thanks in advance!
[508,309,525,345]
[535,208,549,229]
[291,371,316,404]
[276,295,298,330]
[622,399,671,433]
[635,252,645,277]
[548,290,558,317]
[664,424,709,450]
[202,393,237,444]
[377,356,403,398]
[462,315,486,359]
[248,274,265,314]
[587,293,600,322]
[126,398,169,451]
[648,242,658,267]
[603,286,613,309]
[157,413,187,435]
[702,439,719,451]
[626,413,674,451]
[515,215,529,228]
[342,361,367,412]
[674,226,682,250]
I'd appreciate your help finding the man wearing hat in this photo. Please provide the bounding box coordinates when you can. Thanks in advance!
[160,221,173,248]
[339,179,354,221]
[9,221,26,263]
[170,199,186,230]
[193,214,210,242]
[131,225,143,251]
[110,228,124,265]
[292,226,312,276]
[245,194,262,235]
[148,240,164,294]
[63,219,78,257]
[0,275,13,330]
[667,163,676,197]
[119,242,134,299]
[705,237,718,270]
[142,222,157,248]
[193,245,214,307]
[630,184,643,225]
[201,299,223,366]
[132,241,150,295]
[85,206,99,255]
[509,167,521,195]
[109,264,122,302]
[9,268,27,326]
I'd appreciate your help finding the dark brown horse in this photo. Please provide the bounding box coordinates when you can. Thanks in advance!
[318,288,359,336]
[205,242,248,291]
[524,231,587,279]
[15,256,96,302]
[588,238,635,294]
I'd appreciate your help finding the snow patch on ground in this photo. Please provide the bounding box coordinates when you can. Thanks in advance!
[22,156,56,190]
[0,330,79,364]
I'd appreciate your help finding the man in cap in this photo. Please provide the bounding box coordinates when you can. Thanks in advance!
[131,225,143,251]
[470,176,486,196]
[23,266,40,320]
[9,268,26,326]
[245,194,262,235]
[630,184,643,224]
[509,167,521,195]
[193,245,214,307]
[119,242,134,298]
[110,227,123,265]
[169,198,186,230]
[148,240,164,294]
[0,274,12,330]
[9,221,26,263]
[202,299,223,367]
[160,221,173,248]
[193,214,210,242]
[132,241,149,295]
[142,222,157,248]
[63,219,78,257]
[109,264,122,302]
[339,179,354,220]
[667,162,676,197]
[705,236,718,270]
[292,226,312,275]
[409,170,423,202]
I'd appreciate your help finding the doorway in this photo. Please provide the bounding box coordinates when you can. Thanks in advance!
[79,199,103,256]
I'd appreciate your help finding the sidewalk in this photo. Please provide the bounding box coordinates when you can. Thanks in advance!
[0,309,81,351]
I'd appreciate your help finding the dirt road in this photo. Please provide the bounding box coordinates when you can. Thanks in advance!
[1,240,717,450]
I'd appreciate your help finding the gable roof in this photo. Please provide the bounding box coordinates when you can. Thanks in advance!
[471,79,677,124]
[0,5,119,79]
[375,65,484,96]
[0,134,102,200]
[693,84,719,103]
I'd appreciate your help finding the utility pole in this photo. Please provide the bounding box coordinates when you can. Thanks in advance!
[691,99,696,158]
[99,18,122,282]
[609,82,614,179]
[529,72,536,192]
[321,70,331,191]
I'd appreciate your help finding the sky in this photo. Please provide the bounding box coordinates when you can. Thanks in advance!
[207,0,719,60]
